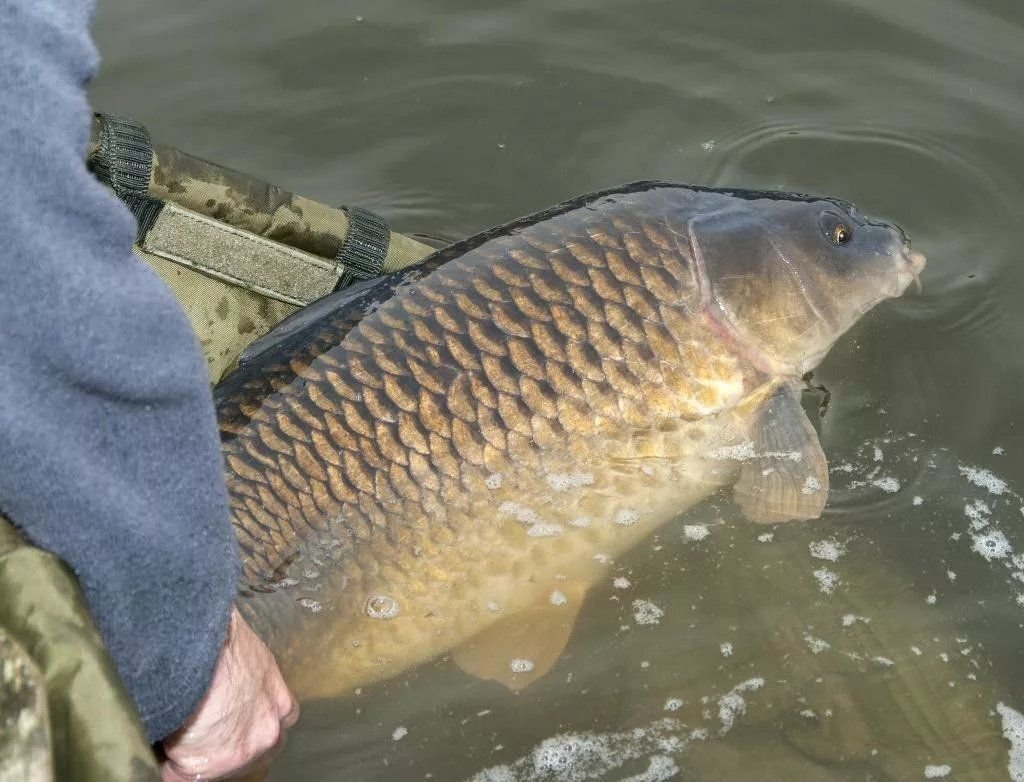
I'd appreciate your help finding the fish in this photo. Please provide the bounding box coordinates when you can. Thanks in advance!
[215,181,926,700]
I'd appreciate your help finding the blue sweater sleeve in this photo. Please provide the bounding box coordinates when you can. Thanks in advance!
[0,0,240,741]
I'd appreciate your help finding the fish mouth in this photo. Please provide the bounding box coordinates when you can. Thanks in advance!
[897,247,927,294]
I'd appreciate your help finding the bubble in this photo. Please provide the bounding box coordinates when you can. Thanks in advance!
[298,598,323,614]
[924,765,952,779]
[365,594,400,619]
[485,473,503,489]
[550,591,568,606]
[510,658,535,673]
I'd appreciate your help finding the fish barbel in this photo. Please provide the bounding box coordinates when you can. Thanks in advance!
[216,182,925,698]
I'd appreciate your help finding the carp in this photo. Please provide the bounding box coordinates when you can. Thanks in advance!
[215,182,925,699]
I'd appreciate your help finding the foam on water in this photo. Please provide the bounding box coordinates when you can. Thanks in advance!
[809,539,846,562]
[466,718,689,782]
[619,755,678,782]
[924,764,951,778]
[960,465,1009,495]
[813,568,840,594]
[632,600,665,625]
[716,678,765,735]
[997,702,1024,782]
[803,634,831,654]
[682,524,709,541]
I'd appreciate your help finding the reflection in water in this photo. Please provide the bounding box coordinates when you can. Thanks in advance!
[88,0,1024,778]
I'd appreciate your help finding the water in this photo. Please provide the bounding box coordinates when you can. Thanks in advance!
[90,0,1024,778]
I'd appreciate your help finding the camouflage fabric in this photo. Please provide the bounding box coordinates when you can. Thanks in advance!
[0,517,160,782]
[87,115,434,381]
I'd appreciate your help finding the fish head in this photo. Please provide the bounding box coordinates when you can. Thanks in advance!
[688,192,925,375]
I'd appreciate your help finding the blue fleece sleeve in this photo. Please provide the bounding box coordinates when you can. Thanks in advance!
[0,0,240,741]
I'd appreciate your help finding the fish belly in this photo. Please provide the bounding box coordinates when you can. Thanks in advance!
[246,416,743,699]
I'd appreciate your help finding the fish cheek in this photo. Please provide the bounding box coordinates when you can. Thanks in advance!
[692,209,818,360]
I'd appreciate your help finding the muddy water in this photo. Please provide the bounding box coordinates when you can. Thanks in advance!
[91,0,1024,778]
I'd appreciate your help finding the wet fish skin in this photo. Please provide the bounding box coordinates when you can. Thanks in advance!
[216,182,922,698]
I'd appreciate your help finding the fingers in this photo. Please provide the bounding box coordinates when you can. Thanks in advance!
[160,606,300,780]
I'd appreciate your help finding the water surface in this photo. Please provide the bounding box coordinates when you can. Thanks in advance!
[91,1,1024,778]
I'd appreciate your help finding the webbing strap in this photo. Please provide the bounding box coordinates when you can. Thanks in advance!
[88,113,164,241]
[335,206,391,289]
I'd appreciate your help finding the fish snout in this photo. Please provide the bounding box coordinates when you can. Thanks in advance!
[897,246,926,294]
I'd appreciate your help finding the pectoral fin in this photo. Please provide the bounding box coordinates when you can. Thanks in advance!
[452,584,585,689]
[733,384,828,523]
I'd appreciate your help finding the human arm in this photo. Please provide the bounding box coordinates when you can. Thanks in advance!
[0,0,241,741]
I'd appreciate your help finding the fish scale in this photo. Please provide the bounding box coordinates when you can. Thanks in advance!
[216,182,923,699]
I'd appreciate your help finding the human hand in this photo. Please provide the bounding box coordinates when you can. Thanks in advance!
[161,606,298,781]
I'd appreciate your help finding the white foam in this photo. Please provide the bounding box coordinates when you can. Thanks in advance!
[872,476,901,493]
[499,501,543,525]
[720,642,734,657]
[873,447,884,462]
[813,568,840,594]
[913,496,924,506]
[663,698,683,712]
[298,598,323,614]
[757,532,774,543]
[972,529,1012,561]
[613,577,632,589]
[717,678,765,735]
[510,658,535,673]
[569,516,592,528]
[619,755,679,782]
[960,465,1008,495]
[614,508,641,526]
[466,718,687,782]
[683,524,710,541]
[804,634,831,655]
[802,476,822,495]
[998,702,1024,782]
[546,473,595,492]
[550,590,568,606]
[842,614,870,627]
[392,726,408,741]
[809,539,846,562]
[632,599,665,625]
[485,473,503,490]
[994,447,1006,455]
[924,764,951,778]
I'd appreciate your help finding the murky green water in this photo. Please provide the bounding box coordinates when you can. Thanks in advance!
[91,1,1024,779]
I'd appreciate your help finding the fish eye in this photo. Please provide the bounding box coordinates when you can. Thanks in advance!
[820,212,853,247]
